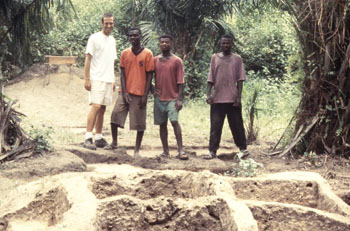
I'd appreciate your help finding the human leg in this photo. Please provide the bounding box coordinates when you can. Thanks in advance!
[208,104,226,153]
[227,106,247,151]
[134,131,144,157]
[84,104,102,150]
[160,122,169,155]
[86,104,101,132]
[107,93,129,149]
[94,105,108,148]
[104,123,118,150]
[170,121,183,153]
[129,94,146,157]
[86,81,112,149]
[171,121,188,160]
[94,105,106,134]
[154,96,169,156]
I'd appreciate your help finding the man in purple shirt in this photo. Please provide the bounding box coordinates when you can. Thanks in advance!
[204,34,249,159]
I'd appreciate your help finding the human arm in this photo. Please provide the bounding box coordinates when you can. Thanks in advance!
[175,84,184,111]
[206,82,214,104]
[120,68,131,104]
[140,71,153,108]
[84,54,92,91]
[233,80,243,107]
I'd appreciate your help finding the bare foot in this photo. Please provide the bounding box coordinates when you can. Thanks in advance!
[134,151,141,158]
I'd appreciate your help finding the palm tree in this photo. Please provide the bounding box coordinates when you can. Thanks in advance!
[0,0,73,66]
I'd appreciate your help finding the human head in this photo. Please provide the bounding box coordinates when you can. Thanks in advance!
[158,35,173,52]
[101,13,114,36]
[128,27,142,47]
[220,34,233,53]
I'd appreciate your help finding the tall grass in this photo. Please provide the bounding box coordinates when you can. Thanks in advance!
[243,75,301,145]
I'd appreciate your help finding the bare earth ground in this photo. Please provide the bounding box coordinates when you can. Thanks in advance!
[1,64,349,231]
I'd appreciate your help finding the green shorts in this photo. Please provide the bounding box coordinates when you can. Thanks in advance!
[154,96,179,125]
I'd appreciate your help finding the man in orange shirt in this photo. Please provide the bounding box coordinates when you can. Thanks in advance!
[106,28,154,157]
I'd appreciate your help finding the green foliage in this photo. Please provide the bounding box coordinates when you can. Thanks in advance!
[28,124,53,153]
[226,155,264,177]
[31,0,129,66]
[242,76,301,141]
[244,80,262,142]
[0,0,74,67]
[229,8,300,81]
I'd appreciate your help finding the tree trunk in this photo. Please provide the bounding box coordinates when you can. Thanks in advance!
[291,0,350,156]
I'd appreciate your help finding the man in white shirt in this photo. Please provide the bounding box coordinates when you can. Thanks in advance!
[84,13,116,150]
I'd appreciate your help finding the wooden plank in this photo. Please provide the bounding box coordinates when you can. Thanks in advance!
[45,56,77,65]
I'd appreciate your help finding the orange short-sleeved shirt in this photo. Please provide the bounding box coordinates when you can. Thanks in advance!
[120,47,154,96]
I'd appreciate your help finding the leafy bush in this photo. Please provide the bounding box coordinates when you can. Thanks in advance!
[226,154,264,177]
[31,0,129,66]
[229,8,300,81]
[28,124,54,153]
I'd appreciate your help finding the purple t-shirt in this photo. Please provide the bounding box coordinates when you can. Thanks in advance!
[207,53,246,103]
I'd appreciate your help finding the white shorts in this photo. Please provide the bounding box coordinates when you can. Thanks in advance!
[88,80,113,106]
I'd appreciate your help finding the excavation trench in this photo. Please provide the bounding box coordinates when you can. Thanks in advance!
[0,166,349,231]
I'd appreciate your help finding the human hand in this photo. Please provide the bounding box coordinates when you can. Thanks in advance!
[123,92,132,104]
[206,95,214,104]
[140,95,147,108]
[112,83,116,92]
[232,97,242,107]
[175,99,183,111]
[84,79,91,91]
[154,88,161,97]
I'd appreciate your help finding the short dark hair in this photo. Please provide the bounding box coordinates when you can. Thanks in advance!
[129,27,142,35]
[159,34,173,41]
[221,34,233,40]
[101,13,113,23]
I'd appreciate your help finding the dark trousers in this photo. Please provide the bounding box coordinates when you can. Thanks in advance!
[209,103,247,153]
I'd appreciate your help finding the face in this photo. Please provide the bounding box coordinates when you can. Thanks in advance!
[159,38,171,52]
[102,17,114,36]
[129,30,141,46]
[220,38,233,53]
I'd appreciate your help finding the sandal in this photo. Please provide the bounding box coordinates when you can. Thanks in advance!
[202,152,217,160]
[160,152,170,158]
[104,143,118,150]
[235,150,250,160]
[176,151,189,160]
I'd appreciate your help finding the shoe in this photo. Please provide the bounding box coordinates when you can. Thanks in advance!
[83,138,96,150]
[95,138,108,148]
[203,151,216,160]
[104,143,118,150]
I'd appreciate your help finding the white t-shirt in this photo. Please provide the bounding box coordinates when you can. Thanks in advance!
[85,31,117,83]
